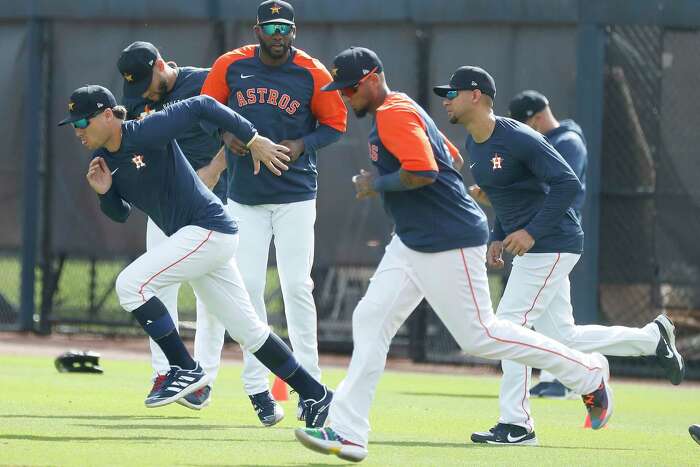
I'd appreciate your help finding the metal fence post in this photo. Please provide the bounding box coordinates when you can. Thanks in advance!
[571,22,606,324]
[19,2,44,331]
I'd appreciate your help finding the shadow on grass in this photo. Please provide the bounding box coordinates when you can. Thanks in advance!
[398,391,499,399]
[0,414,197,421]
[375,440,643,452]
[74,424,231,431]
[0,434,298,443]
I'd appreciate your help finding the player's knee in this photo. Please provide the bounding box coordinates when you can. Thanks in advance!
[281,275,314,297]
[115,269,141,310]
[241,274,267,301]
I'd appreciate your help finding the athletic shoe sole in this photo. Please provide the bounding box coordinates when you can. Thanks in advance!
[145,375,210,408]
[655,314,685,385]
[294,428,367,463]
[690,424,700,446]
[176,393,211,411]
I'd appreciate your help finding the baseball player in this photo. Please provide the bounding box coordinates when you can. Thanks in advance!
[201,0,347,426]
[58,85,333,428]
[117,41,228,411]
[294,47,613,463]
[434,68,684,445]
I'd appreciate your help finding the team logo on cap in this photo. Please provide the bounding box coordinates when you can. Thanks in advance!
[132,154,146,169]
[270,3,281,13]
[123,73,134,82]
[471,81,478,86]
[68,102,75,111]
[331,67,338,78]
[491,154,503,170]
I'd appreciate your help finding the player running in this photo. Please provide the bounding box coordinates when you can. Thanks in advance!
[117,40,228,411]
[435,67,684,445]
[294,47,614,463]
[58,84,332,428]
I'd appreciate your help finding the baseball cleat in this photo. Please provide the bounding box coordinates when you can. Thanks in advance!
[295,427,368,462]
[146,374,168,401]
[581,354,613,430]
[145,362,209,408]
[302,386,333,428]
[529,380,575,399]
[177,384,212,410]
[689,424,700,446]
[249,390,285,427]
[654,314,685,385]
[297,397,306,422]
[471,423,538,445]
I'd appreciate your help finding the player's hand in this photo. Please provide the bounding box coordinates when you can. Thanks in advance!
[222,132,250,156]
[279,138,305,163]
[487,241,505,269]
[503,229,535,256]
[352,169,378,200]
[86,157,112,195]
[248,135,291,176]
[468,184,491,207]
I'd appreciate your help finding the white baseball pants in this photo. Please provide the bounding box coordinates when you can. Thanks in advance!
[227,199,321,396]
[497,252,660,431]
[116,225,270,364]
[329,236,608,447]
[145,218,227,383]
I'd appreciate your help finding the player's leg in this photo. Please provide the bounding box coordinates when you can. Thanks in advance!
[145,217,182,397]
[295,236,424,462]
[226,200,279,424]
[492,253,579,439]
[535,276,682,383]
[115,226,236,407]
[272,199,322,418]
[188,246,331,428]
[410,244,612,430]
[176,291,226,411]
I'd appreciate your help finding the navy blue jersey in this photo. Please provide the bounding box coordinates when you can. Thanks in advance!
[124,67,228,202]
[466,117,583,254]
[369,93,489,252]
[202,45,347,205]
[545,119,587,219]
[94,96,257,236]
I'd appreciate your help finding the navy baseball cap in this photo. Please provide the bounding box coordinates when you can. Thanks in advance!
[321,47,384,92]
[117,41,159,99]
[58,85,117,126]
[433,66,496,99]
[508,90,549,122]
[257,0,295,25]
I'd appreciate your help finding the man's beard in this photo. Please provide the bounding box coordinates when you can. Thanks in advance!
[154,79,168,103]
[260,40,290,59]
[354,107,368,118]
[449,115,458,124]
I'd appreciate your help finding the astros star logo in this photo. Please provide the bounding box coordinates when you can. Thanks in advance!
[270,4,281,13]
[68,102,75,111]
[123,73,134,82]
[491,154,503,170]
[132,154,146,169]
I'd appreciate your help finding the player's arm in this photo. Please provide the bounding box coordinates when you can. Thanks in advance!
[130,96,290,175]
[353,106,438,199]
[196,146,227,189]
[86,157,131,223]
[439,130,463,170]
[515,132,581,241]
[554,135,587,182]
[200,53,233,104]
[487,217,505,269]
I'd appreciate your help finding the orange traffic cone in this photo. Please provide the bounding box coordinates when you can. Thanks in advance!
[271,376,288,401]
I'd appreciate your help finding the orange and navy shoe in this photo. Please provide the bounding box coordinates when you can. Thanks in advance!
[294,426,368,462]
[582,379,613,430]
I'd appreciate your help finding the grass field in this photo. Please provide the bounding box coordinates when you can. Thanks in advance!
[2,355,698,466]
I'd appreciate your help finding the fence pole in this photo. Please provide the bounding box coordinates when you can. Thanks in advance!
[571,21,606,324]
[19,1,44,331]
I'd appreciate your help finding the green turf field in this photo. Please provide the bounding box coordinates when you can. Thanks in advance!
[2,355,698,466]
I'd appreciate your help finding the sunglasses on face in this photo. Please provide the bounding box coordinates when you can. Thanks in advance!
[71,110,104,129]
[445,90,460,100]
[341,66,379,98]
[260,23,293,36]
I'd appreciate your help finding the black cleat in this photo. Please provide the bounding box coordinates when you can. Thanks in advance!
[654,314,685,385]
[177,385,212,410]
[471,423,538,445]
[529,380,575,399]
[145,363,209,408]
[303,386,333,428]
[249,390,284,427]
[690,424,700,446]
